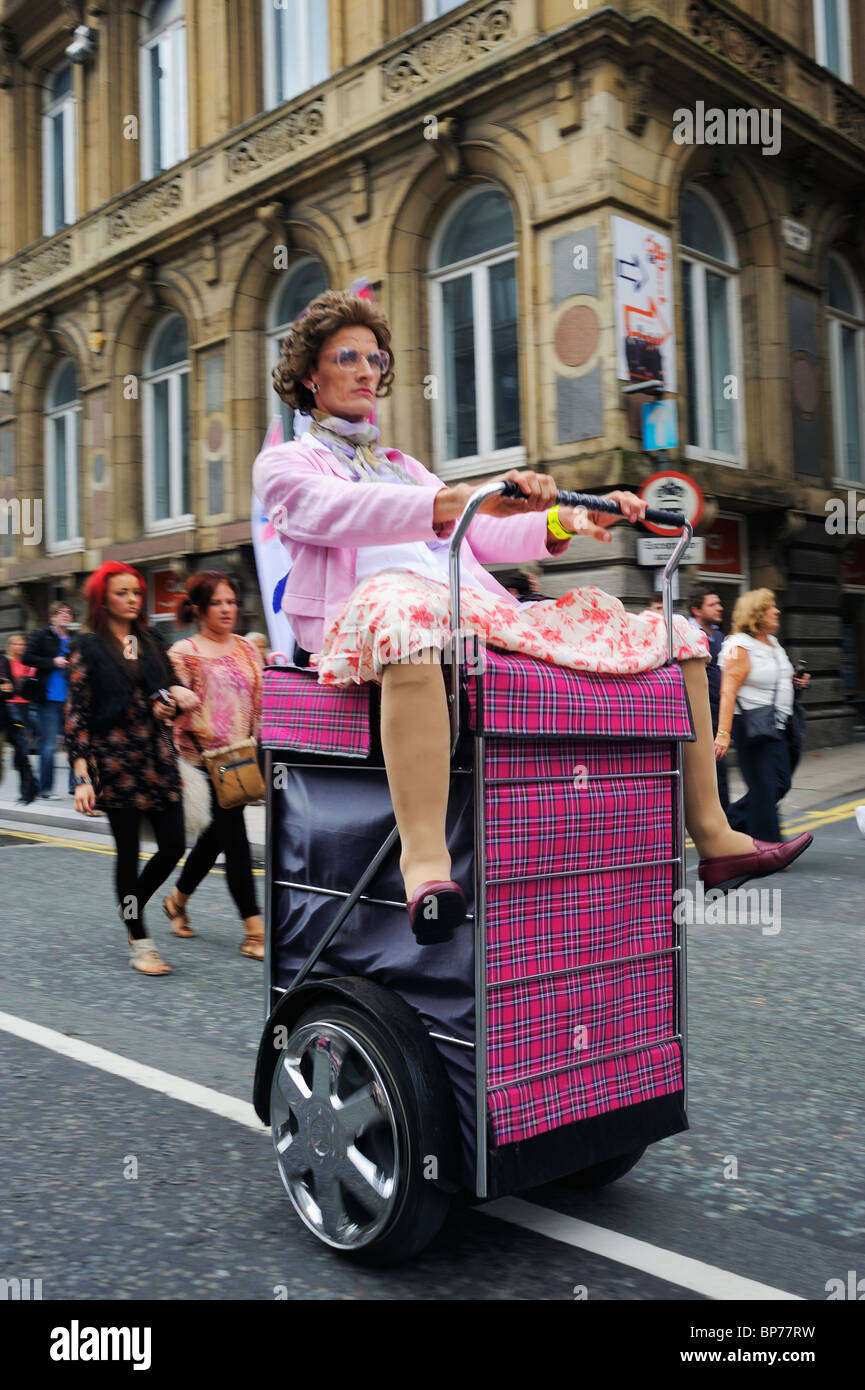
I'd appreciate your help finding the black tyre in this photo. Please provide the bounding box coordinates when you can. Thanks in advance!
[270,1000,454,1265]
[563,1147,645,1190]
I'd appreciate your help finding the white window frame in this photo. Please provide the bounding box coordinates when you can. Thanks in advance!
[813,0,852,83]
[143,323,193,535]
[41,67,76,236]
[140,0,188,179]
[428,191,524,479]
[827,253,865,486]
[263,0,330,109]
[44,365,82,555]
[680,186,747,470]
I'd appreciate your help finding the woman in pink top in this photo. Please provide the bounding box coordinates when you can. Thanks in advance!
[253,292,809,943]
[164,571,265,959]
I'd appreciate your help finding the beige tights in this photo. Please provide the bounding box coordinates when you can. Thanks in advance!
[380,655,452,900]
[680,658,755,859]
[379,653,758,902]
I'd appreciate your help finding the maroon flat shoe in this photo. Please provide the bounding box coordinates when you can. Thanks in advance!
[698,831,813,895]
[406,880,467,946]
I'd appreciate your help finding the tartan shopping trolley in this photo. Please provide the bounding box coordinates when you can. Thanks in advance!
[252,482,696,1263]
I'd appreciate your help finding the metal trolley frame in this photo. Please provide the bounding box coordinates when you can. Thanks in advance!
[254,483,694,1257]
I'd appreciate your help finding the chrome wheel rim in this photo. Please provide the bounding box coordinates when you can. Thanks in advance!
[271,1020,400,1250]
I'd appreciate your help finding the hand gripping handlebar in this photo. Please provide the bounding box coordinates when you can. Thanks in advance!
[446,481,694,753]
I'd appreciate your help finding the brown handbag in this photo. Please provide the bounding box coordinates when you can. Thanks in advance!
[198,736,265,809]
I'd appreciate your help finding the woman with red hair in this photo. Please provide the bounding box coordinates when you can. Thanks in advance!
[65,561,200,976]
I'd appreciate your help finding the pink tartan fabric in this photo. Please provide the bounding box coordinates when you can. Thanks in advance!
[487,1042,683,1147]
[482,721,684,1146]
[260,667,370,756]
[484,776,675,881]
[485,867,676,984]
[471,651,695,740]
[487,957,675,1087]
[312,571,708,687]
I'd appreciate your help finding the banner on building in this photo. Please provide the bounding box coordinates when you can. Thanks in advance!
[613,217,676,392]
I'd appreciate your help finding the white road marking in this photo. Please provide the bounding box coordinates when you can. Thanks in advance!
[0,1009,802,1298]
[0,1010,265,1133]
[479,1197,802,1300]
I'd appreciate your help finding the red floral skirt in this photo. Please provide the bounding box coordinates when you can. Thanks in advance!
[313,570,709,687]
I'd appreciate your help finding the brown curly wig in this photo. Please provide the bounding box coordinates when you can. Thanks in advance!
[271,290,396,414]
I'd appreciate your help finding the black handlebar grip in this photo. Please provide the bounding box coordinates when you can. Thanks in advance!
[643,507,687,529]
[498,481,686,530]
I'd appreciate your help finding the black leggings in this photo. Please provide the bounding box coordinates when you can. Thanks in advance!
[175,782,259,921]
[105,802,186,941]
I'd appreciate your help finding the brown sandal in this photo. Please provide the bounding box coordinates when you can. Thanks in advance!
[163,893,196,938]
[240,932,265,960]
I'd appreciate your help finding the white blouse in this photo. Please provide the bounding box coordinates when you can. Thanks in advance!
[719,633,794,720]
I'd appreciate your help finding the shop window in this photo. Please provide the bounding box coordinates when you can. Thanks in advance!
[263,0,329,109]
[267,257,328,439]
[827,253,865,484]
[42,65,76,235]
[813,0,852,83]
[143,314,191,531]
[679,186,745,467]
[44,359,82,553]
[428,186,522,477]
[140,0,188,177]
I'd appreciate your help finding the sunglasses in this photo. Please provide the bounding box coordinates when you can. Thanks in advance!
[329,347,390,374]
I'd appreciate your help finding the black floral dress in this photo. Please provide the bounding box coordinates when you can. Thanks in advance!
[65,637,182,813]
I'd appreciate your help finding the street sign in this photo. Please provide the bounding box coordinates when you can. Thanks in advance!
[638,469,704,536]
[641,399,678,451]
[638,536,706,566]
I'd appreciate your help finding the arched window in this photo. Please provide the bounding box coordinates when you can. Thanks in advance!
[429,186,522,475]
[44,360,81,552]
[42,65,76,235]
[267,257,328,437]
[140,0,188,178]
[827,253,865,483]
[679,185,744,465]
[143,315,191,530]
[263,0,329,109]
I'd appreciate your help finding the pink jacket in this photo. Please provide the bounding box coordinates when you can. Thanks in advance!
[252,434,569,653]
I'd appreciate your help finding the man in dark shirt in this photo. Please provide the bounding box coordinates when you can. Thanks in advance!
[24,600,74,799]
[688,586,729,809]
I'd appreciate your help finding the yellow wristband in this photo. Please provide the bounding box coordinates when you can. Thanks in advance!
[547,505,576,541]
[716,730,731,739]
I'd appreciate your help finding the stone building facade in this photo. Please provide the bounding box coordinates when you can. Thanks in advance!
[1,0,864,744]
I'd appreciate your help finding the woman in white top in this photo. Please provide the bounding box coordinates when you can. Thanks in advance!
[716,589,810,842]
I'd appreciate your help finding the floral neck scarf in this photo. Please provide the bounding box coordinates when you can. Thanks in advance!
[299,409,420,486]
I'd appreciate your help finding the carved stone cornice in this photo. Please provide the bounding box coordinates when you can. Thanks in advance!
[833,89,865,147]
[225,99,325,180]
[381,1,514,101]
[686,0,783,88]
[107,176,183,242]
[14,238,72,293]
